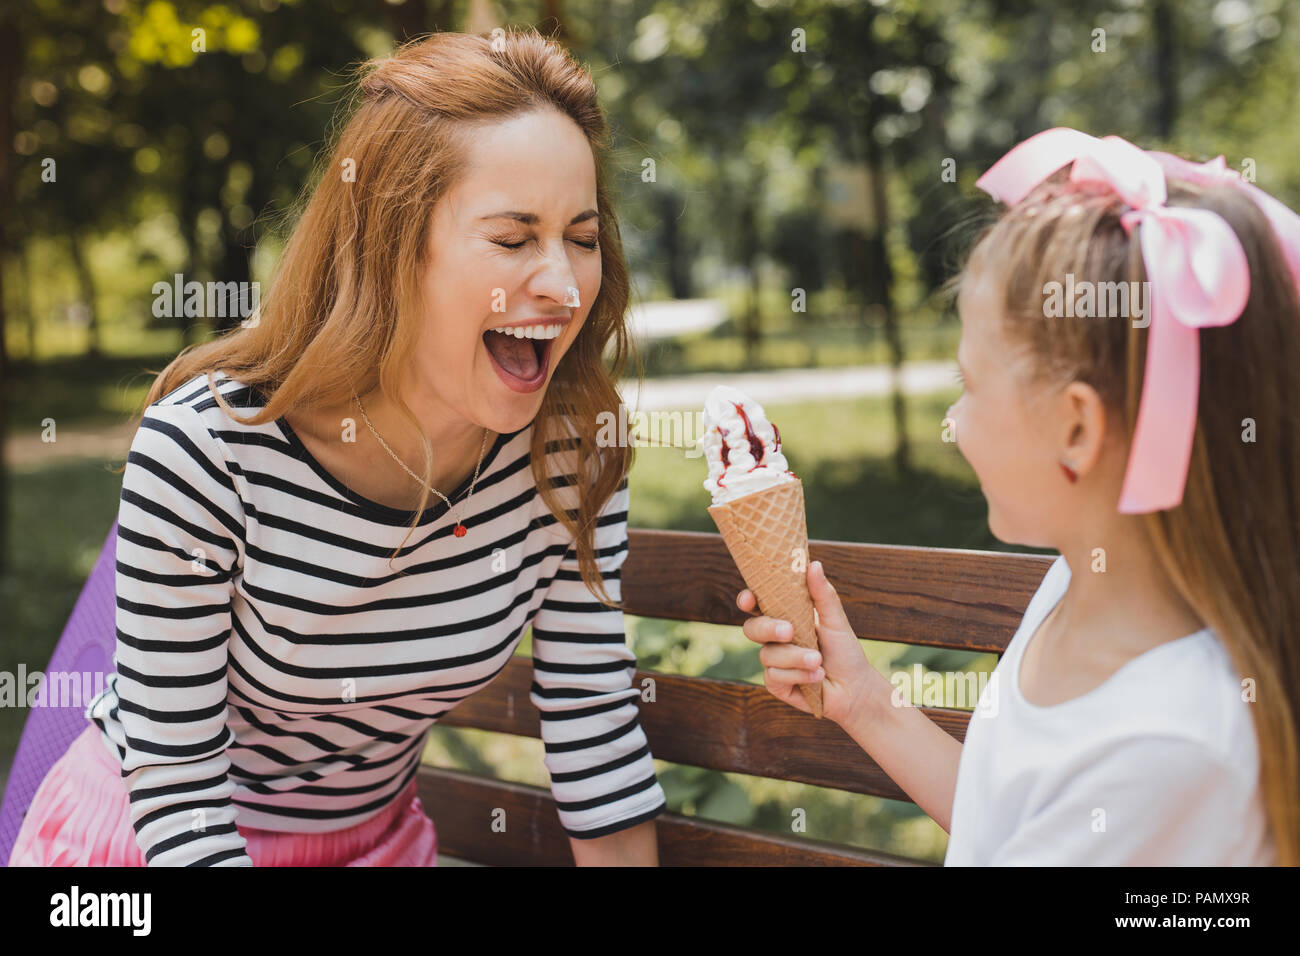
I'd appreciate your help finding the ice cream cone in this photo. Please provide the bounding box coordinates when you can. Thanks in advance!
[708,477,823,718]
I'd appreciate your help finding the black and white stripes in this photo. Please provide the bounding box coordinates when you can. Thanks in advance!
[86,371,666,866]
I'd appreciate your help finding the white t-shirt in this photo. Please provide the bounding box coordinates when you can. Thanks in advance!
[944,555,1276,865]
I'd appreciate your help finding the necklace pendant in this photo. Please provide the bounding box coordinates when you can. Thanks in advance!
[453,523,467,537]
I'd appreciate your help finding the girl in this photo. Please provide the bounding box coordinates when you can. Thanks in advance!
[738,128,1299,865]
[9,28,666,867]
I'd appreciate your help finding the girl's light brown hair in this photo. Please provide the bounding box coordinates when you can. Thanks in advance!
[951,167,1300,865]
[117,27,643,608]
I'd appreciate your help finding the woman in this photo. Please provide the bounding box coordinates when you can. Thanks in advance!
[10,28,665,867]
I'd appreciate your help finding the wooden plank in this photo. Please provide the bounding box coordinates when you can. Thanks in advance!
[415,764,928,866]
[438,656,971,802]
[623,529,1055,654]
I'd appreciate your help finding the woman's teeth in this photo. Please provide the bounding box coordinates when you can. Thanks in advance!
[487,324,563,340]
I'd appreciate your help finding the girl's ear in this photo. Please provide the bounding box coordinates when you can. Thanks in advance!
[1058,380,1108,480]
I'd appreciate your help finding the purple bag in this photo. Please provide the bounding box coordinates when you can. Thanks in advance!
[0,520,118,866]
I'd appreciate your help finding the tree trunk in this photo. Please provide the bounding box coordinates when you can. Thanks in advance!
[0,12,21,574]
[0,252,9,575]
[176,137,204,347]
[69,233,102,358]
[540,0,569,45]
[854,7,909,478]
[1152,0,1178,138]
[861,117,909,478]
[659,190,693,299]
[213,229,253,336]
[386,0,429,39]
[0,256,8,378]
[737,194,761,368]
[0,262,8,577]
[19,243,34,358]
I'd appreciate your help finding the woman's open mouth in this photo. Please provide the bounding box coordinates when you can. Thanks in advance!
[482,327,557,393]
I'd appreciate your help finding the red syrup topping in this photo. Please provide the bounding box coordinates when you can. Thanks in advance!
[768,419,795,477]
[714,408,795,489]
[717,426,729,488]
[732,402,766,464]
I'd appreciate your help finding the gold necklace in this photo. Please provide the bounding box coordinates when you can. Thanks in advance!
[353,393,488,538]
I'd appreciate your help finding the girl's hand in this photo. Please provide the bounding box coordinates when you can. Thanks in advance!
[737,560,884,728]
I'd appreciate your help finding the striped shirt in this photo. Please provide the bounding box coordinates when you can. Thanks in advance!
[85,371,666,866]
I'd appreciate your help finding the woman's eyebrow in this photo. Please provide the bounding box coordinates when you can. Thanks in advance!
[477,209,599,225]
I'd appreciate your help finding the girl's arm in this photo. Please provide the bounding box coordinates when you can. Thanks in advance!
[839,682,963,834]
[738,560,962,833]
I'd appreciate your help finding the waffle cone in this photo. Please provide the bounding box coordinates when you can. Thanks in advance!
[708,478,823,718]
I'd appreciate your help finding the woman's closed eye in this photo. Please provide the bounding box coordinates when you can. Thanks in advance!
[491,235,599,250]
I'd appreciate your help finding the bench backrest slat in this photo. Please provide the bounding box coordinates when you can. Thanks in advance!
[622,529,1053,653]
[440,657,972,800]
[415,765,929,866]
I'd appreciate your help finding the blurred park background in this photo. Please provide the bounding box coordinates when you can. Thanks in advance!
[2,0,1298,864]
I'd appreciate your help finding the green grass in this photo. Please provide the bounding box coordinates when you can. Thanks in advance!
[5,351,175,432]
[635,311,960,378]
[0,460,124,769]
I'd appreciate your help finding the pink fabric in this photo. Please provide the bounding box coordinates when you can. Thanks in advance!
[7,724,438,867]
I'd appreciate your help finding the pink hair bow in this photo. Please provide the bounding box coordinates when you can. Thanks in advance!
[1146,150,1300,293]
[974,127,1275,513]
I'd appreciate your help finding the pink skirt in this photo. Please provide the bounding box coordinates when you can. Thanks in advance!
[8,724,438,867]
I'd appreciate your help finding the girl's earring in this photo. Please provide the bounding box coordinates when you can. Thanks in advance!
[1060,460,1078,483]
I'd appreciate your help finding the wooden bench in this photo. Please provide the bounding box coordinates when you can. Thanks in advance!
[416,528,1054,866]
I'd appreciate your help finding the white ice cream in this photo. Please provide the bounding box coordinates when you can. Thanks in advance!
[697,385,796,505]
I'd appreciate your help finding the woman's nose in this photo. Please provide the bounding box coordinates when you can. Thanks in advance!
[531,241,580,306]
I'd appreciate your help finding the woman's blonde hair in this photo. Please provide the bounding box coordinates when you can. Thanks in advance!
[949,167,1300,864]
[118,28,643,608]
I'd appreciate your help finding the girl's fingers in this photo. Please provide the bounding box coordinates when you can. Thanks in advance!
[806,561,855,636]
[759,642,821,671]
[764,668,823,713]
[740,616,768,643]
[742,615,795,644]
[766,665,824,686]
[736,586,828,717]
